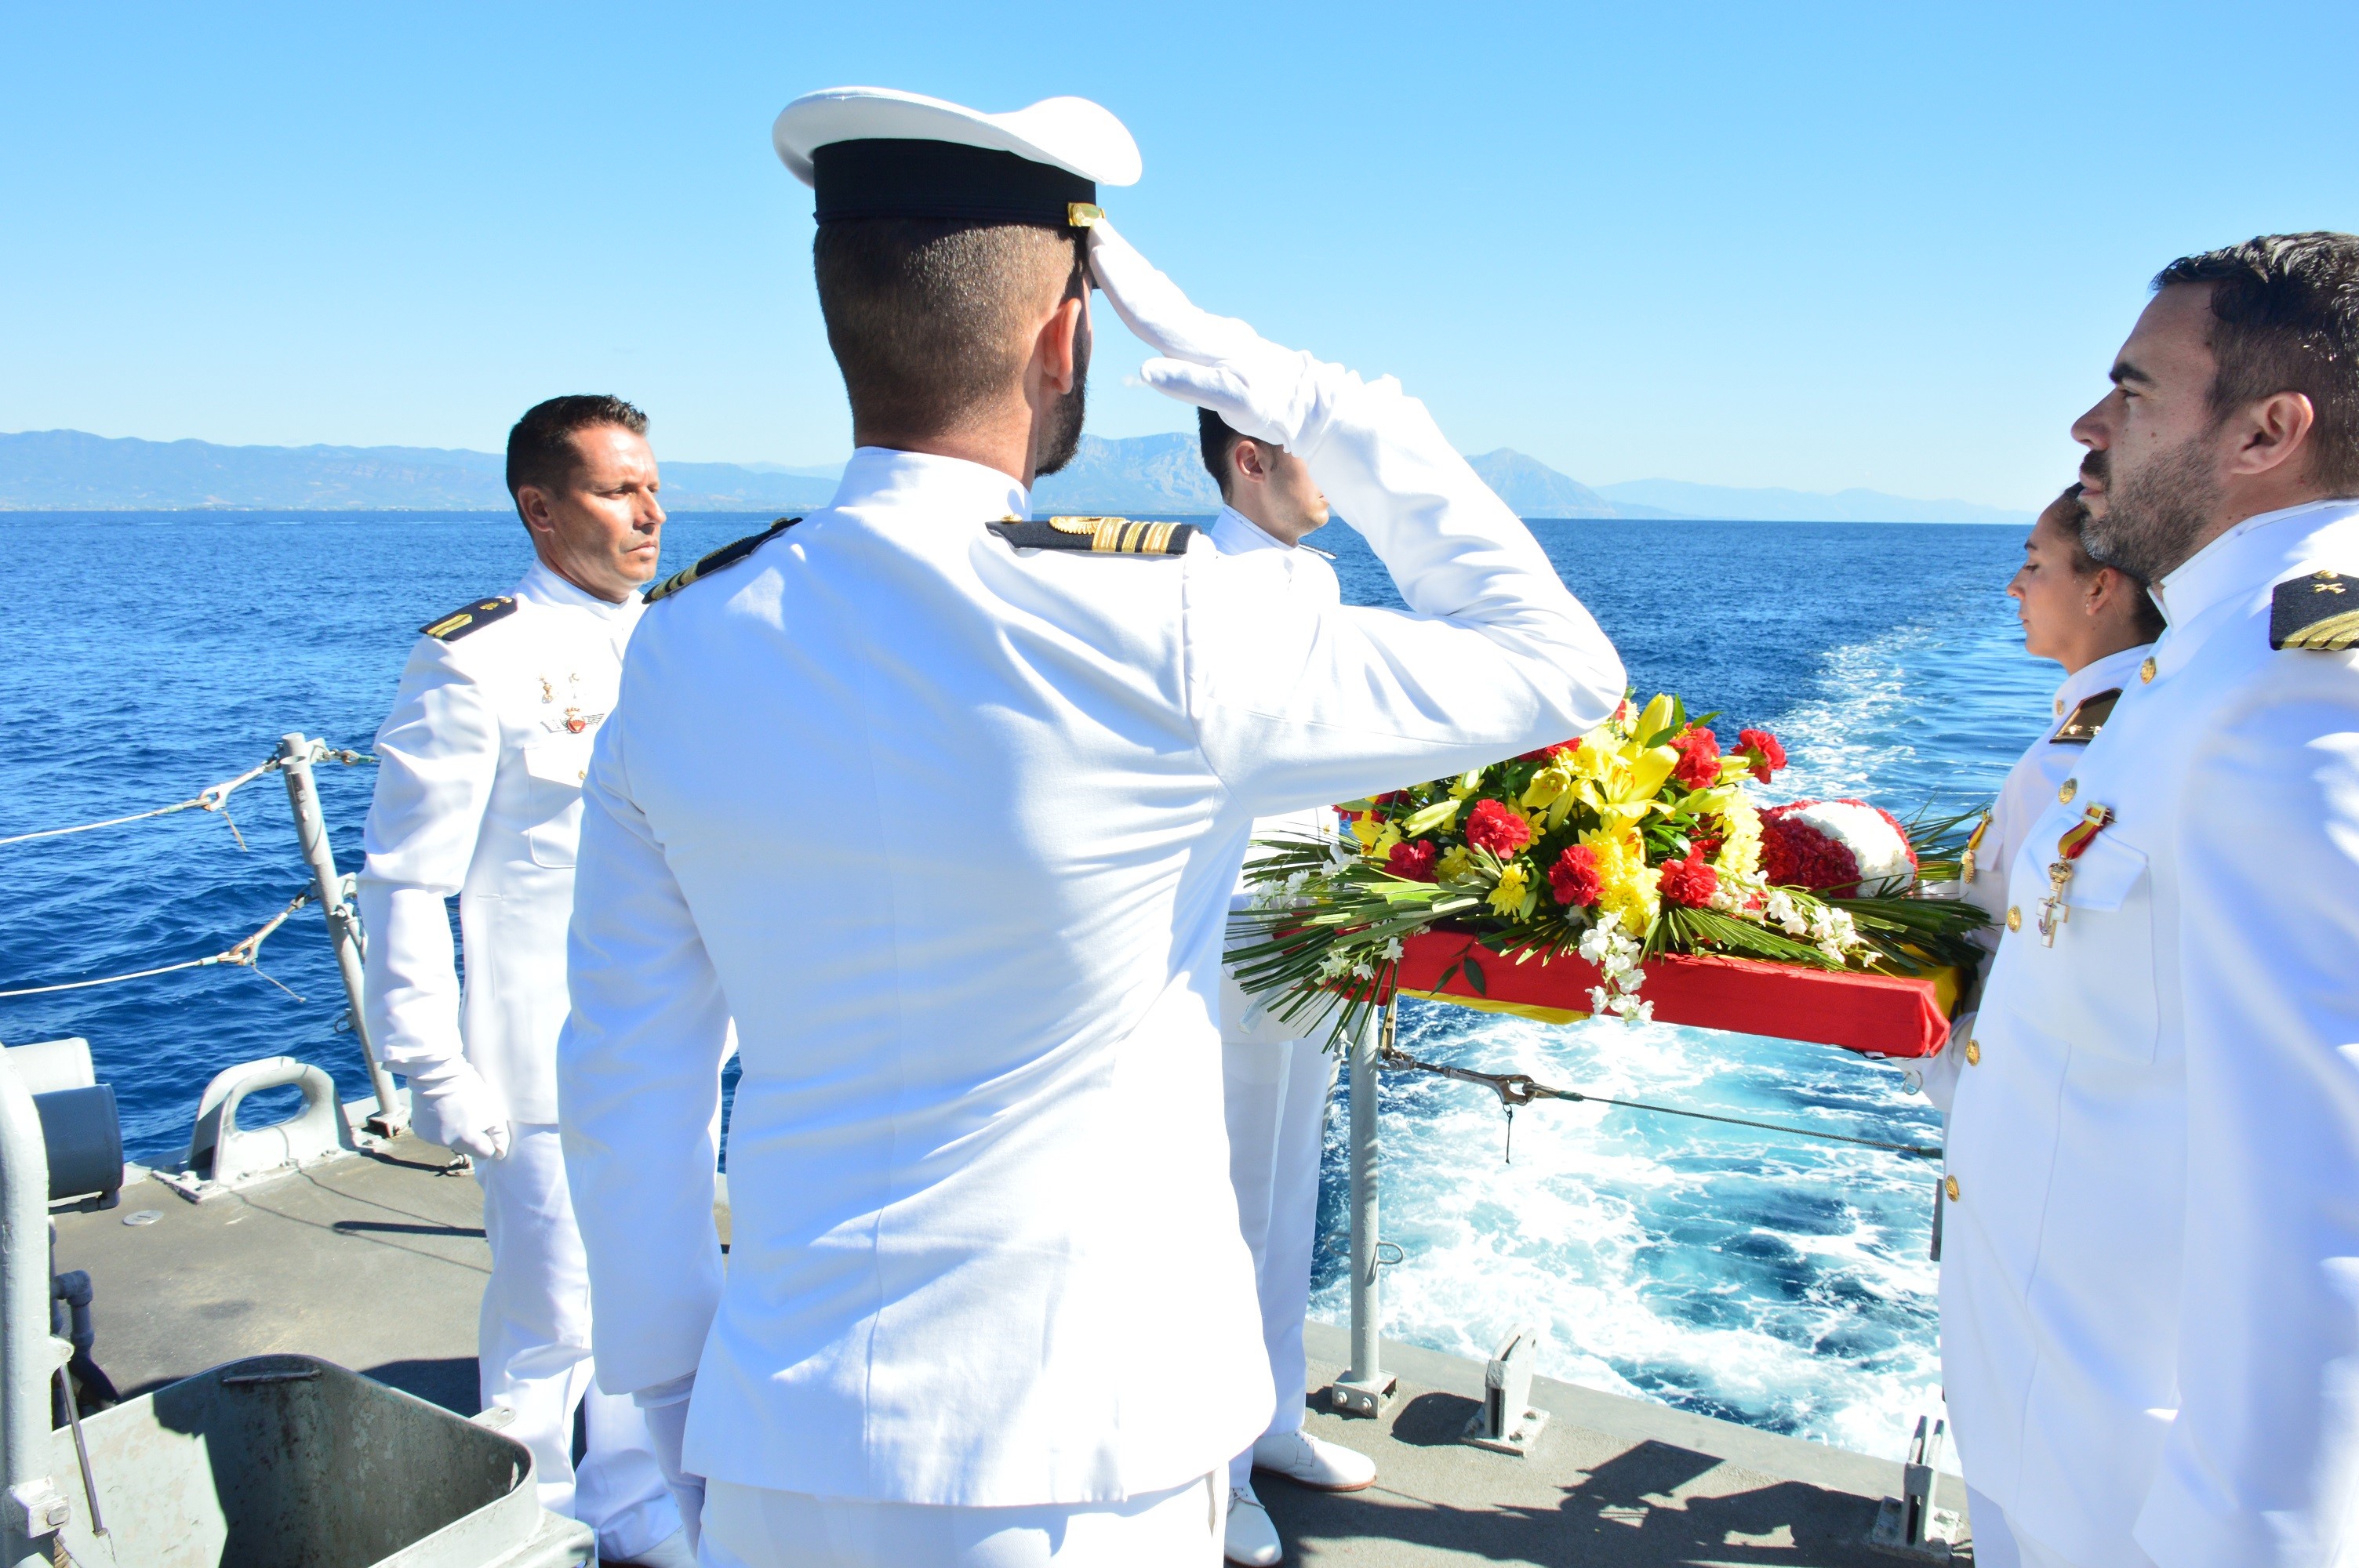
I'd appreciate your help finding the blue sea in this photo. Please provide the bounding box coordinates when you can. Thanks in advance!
[0,506,2041,1463]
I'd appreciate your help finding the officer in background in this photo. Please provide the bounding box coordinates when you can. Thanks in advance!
[1920,483,2159,1113]
[358,396,686,1568]
[1195,408,1376,1568]
[557,88,1625,1568]
[1941,234,2359,1567]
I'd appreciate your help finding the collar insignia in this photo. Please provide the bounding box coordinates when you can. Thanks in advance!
[2050,688,2121,745]
[2272,571,2359,651]
[645,517,801,604]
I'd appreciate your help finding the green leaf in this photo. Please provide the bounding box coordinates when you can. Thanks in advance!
[1463,956,1488,995]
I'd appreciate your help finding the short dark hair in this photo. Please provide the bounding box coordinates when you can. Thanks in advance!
[1198,408,1250,500]
[814,219,1084,435]
[506,395,649,520]
[2154,233,2359,496]
[2046,482,2167,642]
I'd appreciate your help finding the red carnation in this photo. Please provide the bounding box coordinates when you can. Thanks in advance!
[1671,727,1721,790]
[1737,728,1787,784]
[1516,739,1582,764]
[1759,803,1862,892]
[1371,789,1411,807]
[1658,847,1719,908]
[1463,798,1532,858]
[1388,839,1439,882]
[1548,844,1601,907]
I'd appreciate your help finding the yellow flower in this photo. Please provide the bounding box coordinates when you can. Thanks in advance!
[1487,861,1532,916]
[1349,814,1383,852]
[1521,761,1575,811]
[1711,795,1764,882]
[1367,824,1403,861]
[1437,846,1474,883]
[1581,826,1660,936]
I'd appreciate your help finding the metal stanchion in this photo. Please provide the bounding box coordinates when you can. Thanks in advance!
[1328,1000,1397,1417]
[276,734,403,1134]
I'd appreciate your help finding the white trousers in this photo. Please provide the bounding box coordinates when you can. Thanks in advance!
[477,1123,679,1561]
[1219,1023,1336,1490]
[1965,1486,2142,1568]
[699,1474,1224,1567]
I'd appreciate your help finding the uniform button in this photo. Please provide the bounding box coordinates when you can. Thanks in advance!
[1965,1037,1981,1065]
[2005,906,2022,932]
[2139,656,2157,683]
[1945,1176,1961,1202]
[2059,778,2077,804]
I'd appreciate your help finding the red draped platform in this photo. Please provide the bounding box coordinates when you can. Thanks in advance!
[1390,931,1954,1058]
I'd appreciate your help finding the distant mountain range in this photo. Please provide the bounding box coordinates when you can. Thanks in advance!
[0,427,2028,524]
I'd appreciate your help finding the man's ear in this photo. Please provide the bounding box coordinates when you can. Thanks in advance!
[1232,440,1270,487]
[516,485,558,541]
[1035,293,1087,397]
[2227,390,2317,479]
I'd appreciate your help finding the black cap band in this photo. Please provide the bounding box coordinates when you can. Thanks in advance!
[812,139,1095,228]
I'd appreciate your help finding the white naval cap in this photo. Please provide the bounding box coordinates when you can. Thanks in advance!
[772,86,1140,230]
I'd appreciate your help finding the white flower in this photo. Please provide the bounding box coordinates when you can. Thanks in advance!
[1379,937,1405,961]
[1350,962,1374,981]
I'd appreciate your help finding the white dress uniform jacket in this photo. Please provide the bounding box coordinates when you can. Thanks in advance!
[1921,642,2153,1115]
[1943,500,2359,1567]
[558,373,1626,1511]
[359,561,643,1127]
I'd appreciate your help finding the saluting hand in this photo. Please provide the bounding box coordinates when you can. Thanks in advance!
[1087,220,1342,454]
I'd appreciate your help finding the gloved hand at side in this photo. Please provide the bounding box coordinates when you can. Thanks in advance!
[635,1374,705,1548]
[1087,219,1350,456]
[406,1057,512,1163]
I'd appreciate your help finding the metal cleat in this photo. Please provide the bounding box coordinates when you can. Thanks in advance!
[1870,1415,1963,1559]
[1462,1325,1550,1456]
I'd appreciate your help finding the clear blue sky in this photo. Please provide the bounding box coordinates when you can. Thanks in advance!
[3,2,2354,509]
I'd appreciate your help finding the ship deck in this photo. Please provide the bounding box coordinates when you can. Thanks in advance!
[54,1137,1970,1566]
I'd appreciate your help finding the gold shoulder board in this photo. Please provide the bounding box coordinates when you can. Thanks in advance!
[2272,570,2359,651]
[645,517,801,605]
[420,596,518,641]
[2051,688,2122,745]
[986,516,1198,556]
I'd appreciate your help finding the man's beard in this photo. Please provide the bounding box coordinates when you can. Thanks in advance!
[1033,310,1089,477]
[1034,371,1086,476]
[2081,436,2219,583]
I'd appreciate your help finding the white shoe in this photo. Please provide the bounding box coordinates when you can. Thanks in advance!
[1252,1429,1376,1492]
[1225,1486,1283,1566]
[607,1527,698,1568]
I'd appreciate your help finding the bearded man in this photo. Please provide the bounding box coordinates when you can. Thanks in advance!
[554,87,1625,1568]
[1940,233,2359,1567]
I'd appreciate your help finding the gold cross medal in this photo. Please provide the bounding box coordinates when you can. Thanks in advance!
[2037,803,2115,946]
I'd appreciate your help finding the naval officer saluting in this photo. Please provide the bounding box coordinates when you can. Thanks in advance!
[358,396,686,1568]
[557,86,1625,1568]
[1920,484,2159,1114]
[1192,408,1376,1568]
[1942,233,2359,1567]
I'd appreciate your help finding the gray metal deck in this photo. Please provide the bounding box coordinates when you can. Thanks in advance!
[53,1139,1970,1565]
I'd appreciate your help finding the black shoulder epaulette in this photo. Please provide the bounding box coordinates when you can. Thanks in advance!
[987,515,1198,556]
[420,596,518,641]
[2271,570,2359,651]
[2051,688,2121,745]
[645,517,801,604]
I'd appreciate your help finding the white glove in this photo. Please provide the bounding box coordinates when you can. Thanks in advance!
[407,1058,511,1162]
[635,1375,705,1549]
[1087,220,1346,454]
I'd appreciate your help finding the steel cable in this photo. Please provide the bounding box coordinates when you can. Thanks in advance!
[1379,1044,1942,1160]
[0,893,312,1000]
